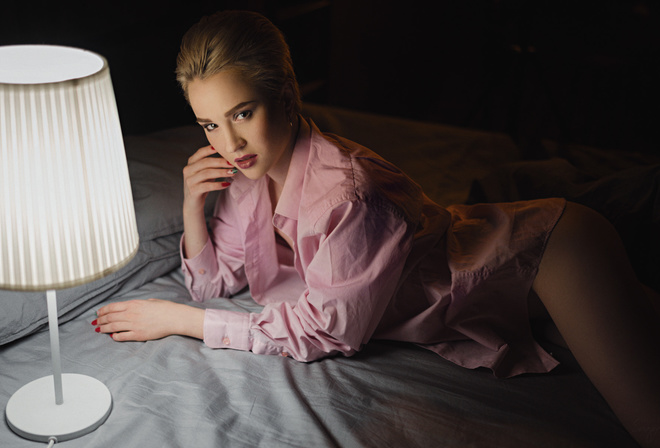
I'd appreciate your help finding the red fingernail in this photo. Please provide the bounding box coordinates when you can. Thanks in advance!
[211,146,215,151]
[95,327,101,333]
[91,319,97,325]
[221,182,231,187]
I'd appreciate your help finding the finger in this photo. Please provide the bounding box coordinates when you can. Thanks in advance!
[223,167,239,177]
[189,146,234,169]
[202,156,234,170]
[202,153,234,169]
[192,167,234,183]
[187,145,217,165]
[95,311,124,326]
[187,170,234,195]
[96,301,128,318]
[110,331,138,342]
[97,320,128,334]
[194,180,232,194]
[186,179,232,199]
[205,147,235,168]
[183,160,233,189]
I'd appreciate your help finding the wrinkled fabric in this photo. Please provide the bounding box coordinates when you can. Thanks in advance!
[0,270,639,448]
[181,117,565,377]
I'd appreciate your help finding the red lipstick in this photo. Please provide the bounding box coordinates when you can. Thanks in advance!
[234,154,257,170]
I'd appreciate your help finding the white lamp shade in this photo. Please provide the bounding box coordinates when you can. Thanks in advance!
[0,45,139,291]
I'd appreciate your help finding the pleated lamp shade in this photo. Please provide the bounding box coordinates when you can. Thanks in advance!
[0,45,139,291]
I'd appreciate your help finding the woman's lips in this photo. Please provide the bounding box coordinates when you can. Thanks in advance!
[234,154,257,170]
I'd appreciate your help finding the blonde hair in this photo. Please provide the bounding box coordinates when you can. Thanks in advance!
[176,10,301,116]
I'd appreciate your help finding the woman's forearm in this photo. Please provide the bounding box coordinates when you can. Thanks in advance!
[175,302,205,340]
[182,202,210,259]
[96,299,205,341]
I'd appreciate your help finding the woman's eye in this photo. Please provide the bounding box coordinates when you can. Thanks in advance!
[203,123,218,132]
[235,110,252,121]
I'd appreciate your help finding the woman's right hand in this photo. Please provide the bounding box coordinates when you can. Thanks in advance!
[182,145,236,212]
[181,145,237,259]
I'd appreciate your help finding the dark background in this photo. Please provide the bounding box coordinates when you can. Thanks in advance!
[2,0,658,155]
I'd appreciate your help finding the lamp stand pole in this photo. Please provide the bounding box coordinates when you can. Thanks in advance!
[5,290,113,442]
[47,290,64,405]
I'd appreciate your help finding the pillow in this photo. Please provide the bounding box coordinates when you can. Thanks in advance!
[124,126,209,241]
[0,125,211,345]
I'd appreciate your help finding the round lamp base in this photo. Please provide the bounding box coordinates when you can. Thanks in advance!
[6,373,112,442]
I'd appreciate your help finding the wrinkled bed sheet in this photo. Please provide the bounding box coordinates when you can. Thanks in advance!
[0,270,637,447]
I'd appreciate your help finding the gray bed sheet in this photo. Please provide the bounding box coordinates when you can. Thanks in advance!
[0,270,636,447]
[3,103,654,447]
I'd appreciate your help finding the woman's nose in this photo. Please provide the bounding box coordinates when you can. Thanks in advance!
[225,129,246,153]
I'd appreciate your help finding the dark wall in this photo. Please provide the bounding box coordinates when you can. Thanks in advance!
[2,1,658,154]
[326,1,660,155]
[1,1,219,135]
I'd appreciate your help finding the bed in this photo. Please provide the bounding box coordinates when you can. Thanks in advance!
[2,102,657,447]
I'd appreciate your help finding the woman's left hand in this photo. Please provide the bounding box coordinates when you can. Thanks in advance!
[93,299,204,342]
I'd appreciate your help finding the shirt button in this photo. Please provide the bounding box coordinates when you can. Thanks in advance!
[198,269,206,275]
[222,337,230,346]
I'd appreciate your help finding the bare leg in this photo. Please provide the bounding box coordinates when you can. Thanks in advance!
[533,202,660,448]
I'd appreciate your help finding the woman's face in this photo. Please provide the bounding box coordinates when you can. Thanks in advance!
[187,69,293,183]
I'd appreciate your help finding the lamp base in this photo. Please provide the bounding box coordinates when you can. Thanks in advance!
[6,373,112,442]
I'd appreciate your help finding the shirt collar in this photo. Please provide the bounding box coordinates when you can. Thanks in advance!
[226,116,312,219]
[272,116,312,221]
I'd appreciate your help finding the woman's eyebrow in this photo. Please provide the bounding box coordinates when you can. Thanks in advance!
[195,100,257,124]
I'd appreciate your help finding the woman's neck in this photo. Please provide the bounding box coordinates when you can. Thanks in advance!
[267,115,300,206]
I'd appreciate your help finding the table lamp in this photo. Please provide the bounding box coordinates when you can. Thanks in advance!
[0,45,139,442]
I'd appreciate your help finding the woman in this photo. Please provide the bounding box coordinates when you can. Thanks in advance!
[95,11,659,447]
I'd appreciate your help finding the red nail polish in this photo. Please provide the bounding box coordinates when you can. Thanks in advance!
[221,182,231,187]
[211,146,215,151]
[95,327,101,333]
[91,319,97,326]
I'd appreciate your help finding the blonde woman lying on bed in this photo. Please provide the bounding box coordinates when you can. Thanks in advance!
[93,10,660,447]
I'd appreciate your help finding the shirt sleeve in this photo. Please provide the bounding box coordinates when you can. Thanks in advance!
[202,199,415,361]
[181,200,248,301]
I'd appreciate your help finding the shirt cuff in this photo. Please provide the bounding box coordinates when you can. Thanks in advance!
[181,234,217,277]
[203,308,252,351]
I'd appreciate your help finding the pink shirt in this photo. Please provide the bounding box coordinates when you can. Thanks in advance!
[182,118,563,377]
